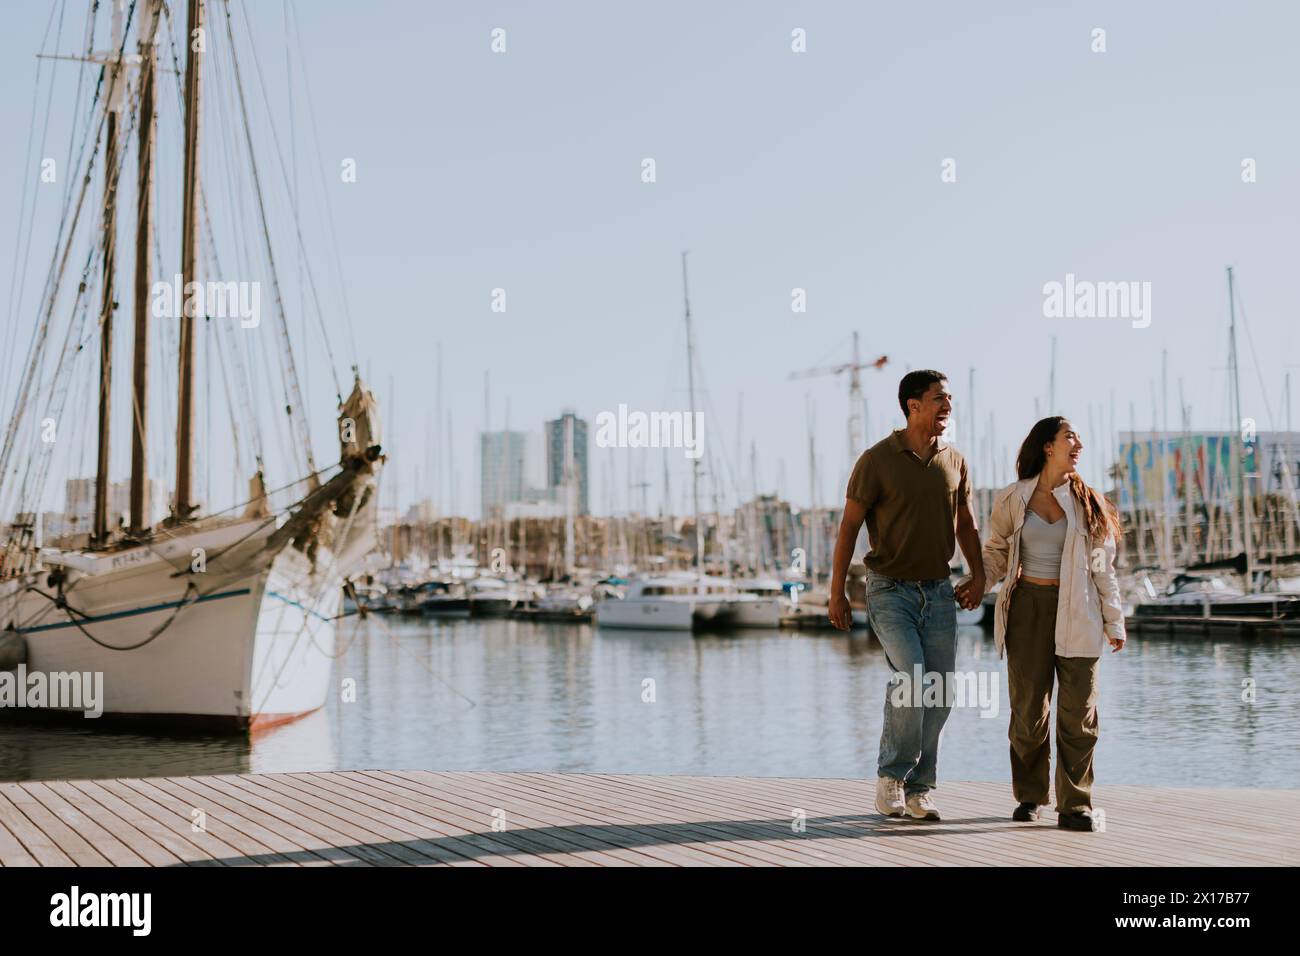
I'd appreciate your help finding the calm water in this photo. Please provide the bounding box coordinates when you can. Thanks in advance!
[3,618,1298,789]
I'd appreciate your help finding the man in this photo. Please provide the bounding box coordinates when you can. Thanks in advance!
[829,370,985,821]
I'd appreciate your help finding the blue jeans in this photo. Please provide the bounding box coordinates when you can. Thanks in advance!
[866,571,958,795]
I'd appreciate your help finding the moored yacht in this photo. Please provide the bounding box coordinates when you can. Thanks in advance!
[594,573,730,631]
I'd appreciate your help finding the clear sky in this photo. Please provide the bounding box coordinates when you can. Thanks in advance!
[2,0,1298,521]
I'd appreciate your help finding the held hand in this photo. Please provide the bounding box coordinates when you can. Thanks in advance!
[1108,635,1126,653]
[828,592,853,631]
[953,572,985,610]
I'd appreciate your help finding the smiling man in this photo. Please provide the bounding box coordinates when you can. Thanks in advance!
[829,370,985,821]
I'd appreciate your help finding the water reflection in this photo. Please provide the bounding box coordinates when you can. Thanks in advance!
[2,618,1297,788]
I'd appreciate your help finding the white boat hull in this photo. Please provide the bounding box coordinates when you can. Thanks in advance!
[2,515,364,731]
[717,597,783,628]
[595,597,696,630]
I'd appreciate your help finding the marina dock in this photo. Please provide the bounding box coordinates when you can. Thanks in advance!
[0,770,1292,867]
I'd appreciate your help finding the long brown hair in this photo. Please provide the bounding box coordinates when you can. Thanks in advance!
[1015,416,1122,545]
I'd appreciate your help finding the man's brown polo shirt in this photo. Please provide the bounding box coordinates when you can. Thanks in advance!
[845,429,971,581]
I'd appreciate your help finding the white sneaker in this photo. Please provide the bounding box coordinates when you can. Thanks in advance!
[875,776,905,817]
[906,791,941,821]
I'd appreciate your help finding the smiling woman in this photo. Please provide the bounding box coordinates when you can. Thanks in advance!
[981,415,1127,831]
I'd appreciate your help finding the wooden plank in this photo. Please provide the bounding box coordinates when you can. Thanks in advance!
[407,770,743,867]
[335,770,569,868]
[65,780,220,865]
[299,771,534,867]
[298,772,643,867]
[442,770,813,867]
[382,770,726,867]
[0,815,39,867]
[649,773,1179,868]
[332,771,566,867]
[163,775,373,867]
[657,773,1285,867]
[561,775,967,868]
[0,770,1291,868]
[0,782,109,867]
[657,772,1109,868]
[95,778,238,866]
[710,773,1142,867]
[224,774,449,866]
[120,777,305,867]
[41,781,179,867]
[264,772,487,867]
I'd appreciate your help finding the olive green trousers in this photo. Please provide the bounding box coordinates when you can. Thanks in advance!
[1005,580,1100,813]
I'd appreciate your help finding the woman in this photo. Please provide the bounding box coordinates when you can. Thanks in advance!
[980,417,1126,831]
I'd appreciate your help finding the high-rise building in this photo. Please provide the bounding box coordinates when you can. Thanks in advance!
[480,430,542,520]
[546,410,589,516]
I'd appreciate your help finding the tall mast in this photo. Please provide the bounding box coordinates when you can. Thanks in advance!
[1227,266,1254,585]
[1179,380,1195,565]
[174,0,204,522]
[94,2,128,547]
[129,0,160,537]
[1129,402,1147,566]
[1160,349,1172,569]
[847,331,863,461]
[1048,336,1057,412]
[681,252,703,581]
[968,367,978,528]
[806,396,817,579]
[563,414,576,575]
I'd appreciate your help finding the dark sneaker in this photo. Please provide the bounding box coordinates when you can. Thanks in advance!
[1012,802,1040,822]
[1057,810,1099,832]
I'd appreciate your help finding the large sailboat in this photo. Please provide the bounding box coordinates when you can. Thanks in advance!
[0,0,383,730]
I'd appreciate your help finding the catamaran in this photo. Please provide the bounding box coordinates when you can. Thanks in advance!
[0,0,383,730]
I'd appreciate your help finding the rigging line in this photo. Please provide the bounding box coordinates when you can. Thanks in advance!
[37,0,115,322]
[172,459,343,523]
[281,0,310,421]
[2,0,68,413]
[1232,282,1300,536]
[30,0,97,323]
[234,0,342,403]
[124,511,280,584]
[218,0,320,480]
[0,0,140,501]
[10,245,101,520]
[200,26,267,470]
[1231,282,1279,432]
[288,0,357,363]
[18,294,96,522]
[250,483,366,708]
[26,36,155,509]
[203,253,250,481]
[358,610,480,709]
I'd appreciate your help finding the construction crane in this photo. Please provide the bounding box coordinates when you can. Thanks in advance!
[789,332,889,461]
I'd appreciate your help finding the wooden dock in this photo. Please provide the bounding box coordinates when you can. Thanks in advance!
[0,771,1293,866]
